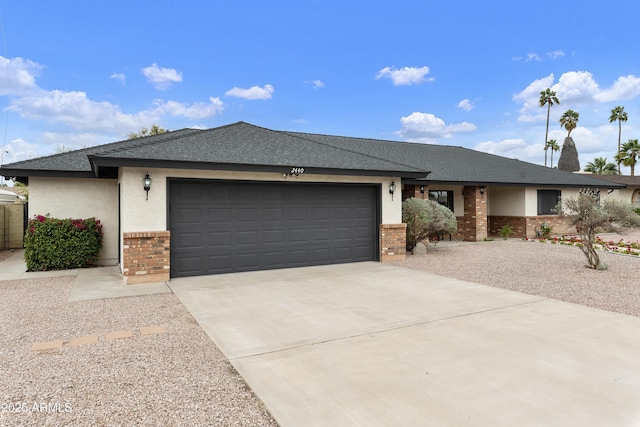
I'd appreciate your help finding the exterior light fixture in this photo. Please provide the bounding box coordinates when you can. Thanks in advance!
[389,181,396,200]
[479,186,485,195]
[420,185,425,194]
[143,173,152,200]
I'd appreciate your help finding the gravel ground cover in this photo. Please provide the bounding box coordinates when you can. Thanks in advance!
[395,228,640,318]
[0,274,277,426]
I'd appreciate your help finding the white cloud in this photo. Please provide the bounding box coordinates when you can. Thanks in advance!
[0,56,42,96]
[375,66,434,86]
[7,89,224,133]
[513,71,640,122]
[305,80,325,89]
[151,97,224,120]
[474,138,540,160]
[225,84,274,100]
[526,52,542,62]
[457,99,474,111]
[512,73,556,122]
[110,72,126,85]
[396,112,476,142]
[547,50,565,59]
[1,138,41,164]
[594,75,640,102]
[554,71,600,103]
[142,63,183,90]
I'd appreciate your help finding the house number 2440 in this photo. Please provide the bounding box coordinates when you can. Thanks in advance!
[290,167,305,174]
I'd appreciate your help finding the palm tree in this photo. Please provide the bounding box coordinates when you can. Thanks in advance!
[547,139,560,168]
[539,88,560,167]
[609,106,628,173]
[616,139,640,176]
[560,109,579,137]
[584,157,618,174]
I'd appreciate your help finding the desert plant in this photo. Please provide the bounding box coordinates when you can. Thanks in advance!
[556,190,640,269]
[539,222,553,238]
[24,214,103,271]
[402,198,457,251]
[499,225,513,239]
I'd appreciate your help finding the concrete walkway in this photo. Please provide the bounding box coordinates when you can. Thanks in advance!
[0,250,171,301]
[169,262,640,427]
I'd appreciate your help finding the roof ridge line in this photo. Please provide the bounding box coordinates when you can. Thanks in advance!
[93,128,203,156]
[277,130,428,173]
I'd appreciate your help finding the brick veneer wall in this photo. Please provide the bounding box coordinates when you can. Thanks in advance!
[122,231,170,284]
[489,216,574,238]
[462,186,487,241]
[402,184,428,200]
[380,223,406,262]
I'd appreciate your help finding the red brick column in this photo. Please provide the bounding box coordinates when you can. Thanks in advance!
[462,186,487,242]
[122,231,170,284]
[380,223,406,262]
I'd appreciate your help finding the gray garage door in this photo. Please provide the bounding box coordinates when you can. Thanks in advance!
[169,180,379,277]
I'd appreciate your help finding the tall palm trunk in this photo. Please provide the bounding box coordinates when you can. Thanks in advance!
[544,103,551,167]
[617,120,622,174]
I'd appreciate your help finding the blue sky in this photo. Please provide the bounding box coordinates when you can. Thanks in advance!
[1,0,640,175]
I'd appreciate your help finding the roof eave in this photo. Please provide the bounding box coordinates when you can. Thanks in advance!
[88,156,430,179]
[407,178,626,189]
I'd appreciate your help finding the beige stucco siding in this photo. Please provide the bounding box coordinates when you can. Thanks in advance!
[601,187,638,205]
[488,187,526,216]
[119,167,401,232]
[28,177,118,265]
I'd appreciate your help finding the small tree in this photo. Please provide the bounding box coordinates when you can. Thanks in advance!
[128,125,168,139]
[402,198,457,251]
[557,189,640,269]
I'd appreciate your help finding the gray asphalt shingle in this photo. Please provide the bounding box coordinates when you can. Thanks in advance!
[0,121,626,188]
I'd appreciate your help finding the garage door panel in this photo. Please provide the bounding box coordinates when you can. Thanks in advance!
[177,256,204,275]
[236,230,259,244]
[288,228,308,242]
[237,253,260,269]
[264,229,284,243]
[176,208,203,224]
[208,208,231,223]
[177,232,203,249]
[263,251,285,268]
[263,207,284,221]
[208,231,231,246]
[288,207,308,220]
[170,181,378,277]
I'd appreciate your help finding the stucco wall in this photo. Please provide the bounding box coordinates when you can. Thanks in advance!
[119,167,401,231]
[29,177,119,265]
[488,187,526,216]
[601,186,639,206]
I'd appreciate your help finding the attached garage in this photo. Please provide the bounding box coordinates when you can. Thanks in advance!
[169,179,380,277]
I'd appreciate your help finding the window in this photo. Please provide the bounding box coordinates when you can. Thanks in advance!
[537,190,561,215]
[429,190,454,211]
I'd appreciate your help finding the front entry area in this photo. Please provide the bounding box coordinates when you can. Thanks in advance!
[168,180,379,277]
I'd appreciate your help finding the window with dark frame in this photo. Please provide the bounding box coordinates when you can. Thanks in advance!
[537,190,561,215]
[429,190,454,211]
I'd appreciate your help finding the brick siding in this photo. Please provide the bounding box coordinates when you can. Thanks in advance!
[380,223,406,262]
[489,216,575,239]
[122,231,170,284]
[462,186,487,241]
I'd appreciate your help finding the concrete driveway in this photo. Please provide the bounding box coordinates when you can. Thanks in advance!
[169,262,640,426]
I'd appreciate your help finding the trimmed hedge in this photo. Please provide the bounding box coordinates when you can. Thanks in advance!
[402,198,457,251]
[24,214,103,271]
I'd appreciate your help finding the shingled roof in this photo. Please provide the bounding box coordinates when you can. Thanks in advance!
[0,121,625,189]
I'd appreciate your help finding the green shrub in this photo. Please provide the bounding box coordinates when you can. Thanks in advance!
[24,214,103,271]
[499,224,513,239]
[402,198,457,251]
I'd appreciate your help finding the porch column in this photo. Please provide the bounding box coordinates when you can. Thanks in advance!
[462,186,487,242]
